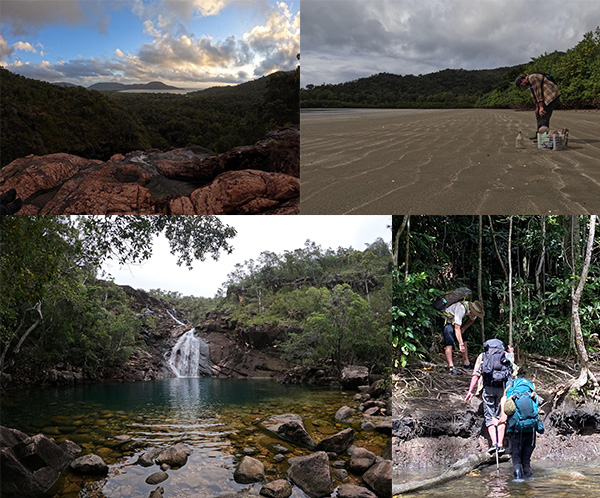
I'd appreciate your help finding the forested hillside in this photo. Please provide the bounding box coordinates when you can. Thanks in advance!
[0,216,390,385]
[392,215,599,392]
[301,28,600,110]
[1,68,299,168]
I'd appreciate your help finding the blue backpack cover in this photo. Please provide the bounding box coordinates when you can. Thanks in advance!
[505,378,544,434]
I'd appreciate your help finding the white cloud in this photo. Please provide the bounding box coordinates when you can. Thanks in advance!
[13,41,37,53]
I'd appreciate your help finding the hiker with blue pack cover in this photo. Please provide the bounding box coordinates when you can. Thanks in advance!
[465,338,514,455]
[434,288,484,375]
[499,378,544,479]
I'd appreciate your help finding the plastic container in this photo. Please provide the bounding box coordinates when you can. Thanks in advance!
[537,132,566,151]
[516,131,524,149]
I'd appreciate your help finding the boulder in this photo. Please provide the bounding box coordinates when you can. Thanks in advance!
[148,487,164,498]
[155,443,192,468]
[362,460,392,498]
[287,451,333,498]
[70,454,109,475]
[0,127,299,215]
[263,414,316,449]
[335,406,355,422]
[145,471,169,485]
[337,484,378,498]
[316,428,355,454]
[234,456,265,484]
[1,427,80,498]
[259,479,293,498]
[136,447,162,467]
[349,447,376,474]
[341,366,369,389]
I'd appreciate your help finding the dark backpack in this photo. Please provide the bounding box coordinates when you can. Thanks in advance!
[540,73,556,84]
[481,339,512,387]
[433,287,472,311]
[505,378,544,434]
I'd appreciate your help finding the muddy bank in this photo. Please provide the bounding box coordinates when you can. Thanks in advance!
[300,109,600,214]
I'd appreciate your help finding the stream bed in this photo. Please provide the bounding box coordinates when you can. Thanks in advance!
[1,378,388,497]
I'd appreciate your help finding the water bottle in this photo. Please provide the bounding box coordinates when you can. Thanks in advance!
[516,131,524,149]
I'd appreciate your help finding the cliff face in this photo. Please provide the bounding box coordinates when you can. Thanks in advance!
[0,127,299,215]
[106,286,290,382]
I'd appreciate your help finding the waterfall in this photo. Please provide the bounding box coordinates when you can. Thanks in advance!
[168,328,212,378]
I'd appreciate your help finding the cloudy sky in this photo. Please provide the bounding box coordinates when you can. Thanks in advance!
[101,215,391,297]
[301,0,600,87]
[0,0,299,88]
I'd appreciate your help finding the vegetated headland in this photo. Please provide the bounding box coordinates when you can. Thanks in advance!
[301,28,599,110]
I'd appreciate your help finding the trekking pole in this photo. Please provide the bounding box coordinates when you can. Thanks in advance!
[495,425,500,474]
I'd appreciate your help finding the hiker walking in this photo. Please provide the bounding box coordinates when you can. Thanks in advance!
[514,73,560,137]
[437,289,484,375]
[499,378,544,479]
[465,339,513,455]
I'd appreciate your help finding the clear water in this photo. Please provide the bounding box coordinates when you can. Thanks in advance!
[394,459,600,497]
[1,378,388,497]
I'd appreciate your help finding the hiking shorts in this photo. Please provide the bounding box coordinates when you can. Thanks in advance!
[443,323,466,346]
[482,386,505,426]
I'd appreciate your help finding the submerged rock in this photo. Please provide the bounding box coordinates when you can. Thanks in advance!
[233,455,265,484]
[259,479,293,498]
[70,454,109,475]
[263,414,316,449]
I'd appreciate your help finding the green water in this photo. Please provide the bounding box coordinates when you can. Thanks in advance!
[1,378,387,497]
[394,460,600,497]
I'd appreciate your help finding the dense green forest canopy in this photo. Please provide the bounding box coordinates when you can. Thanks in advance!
[392,216,599,392]
[301,28,600,110]
[0,67,299,168]
[150,238,393,373]
[0,216,236,378]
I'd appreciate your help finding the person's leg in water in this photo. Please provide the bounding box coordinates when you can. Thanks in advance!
[509,432,524,479]
[483,387,506,453]
[521,432,536,478]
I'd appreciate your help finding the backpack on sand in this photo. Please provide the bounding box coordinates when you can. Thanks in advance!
[505,378,544,434]
[481,338,512,387]
[433,287,472,311]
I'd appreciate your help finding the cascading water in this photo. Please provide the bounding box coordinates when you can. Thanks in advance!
[167,311,212,378]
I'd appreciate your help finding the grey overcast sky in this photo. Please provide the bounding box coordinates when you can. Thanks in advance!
[101,215,391,298]
[300,0,600,87]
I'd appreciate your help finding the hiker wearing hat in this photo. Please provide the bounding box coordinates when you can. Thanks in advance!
[442,300,485,375]
[514,74,560,138]
[465,339,514,456]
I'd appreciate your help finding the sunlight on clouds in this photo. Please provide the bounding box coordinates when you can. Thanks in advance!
[14,41,37,53]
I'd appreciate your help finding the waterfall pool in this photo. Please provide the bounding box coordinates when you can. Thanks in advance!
[1,378,389,497]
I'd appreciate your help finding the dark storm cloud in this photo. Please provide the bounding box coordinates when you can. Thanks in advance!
[301,0,600,86]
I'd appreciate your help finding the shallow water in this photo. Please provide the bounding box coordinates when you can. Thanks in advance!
[394,459,600,497]
[1,378,388,497]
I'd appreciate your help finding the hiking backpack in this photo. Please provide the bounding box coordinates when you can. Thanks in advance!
[481,338,512,387]
[433,287,472,311]
[505,378,544,434]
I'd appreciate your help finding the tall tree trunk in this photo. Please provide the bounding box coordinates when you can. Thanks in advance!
[508,217,514,348]
[404,216,411,281]
[478,215,485,343]
[570,215,599,392]
[393,215,409,269]
[535,216,546,314]
[0,301,43,372]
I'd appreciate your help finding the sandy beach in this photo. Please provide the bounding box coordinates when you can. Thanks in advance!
[300,109,600,214]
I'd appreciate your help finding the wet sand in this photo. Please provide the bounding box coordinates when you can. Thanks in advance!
[300,109,600,214]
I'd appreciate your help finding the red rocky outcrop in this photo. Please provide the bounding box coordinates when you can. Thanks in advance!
[0,127,299,215]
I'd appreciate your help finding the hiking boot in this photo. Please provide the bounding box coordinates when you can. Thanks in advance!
[462,363,474,370]
[487,444,500,456]
[448,367,463,375]
[497,446,506,455]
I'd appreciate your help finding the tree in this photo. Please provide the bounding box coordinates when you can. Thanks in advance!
[0,216,236,373]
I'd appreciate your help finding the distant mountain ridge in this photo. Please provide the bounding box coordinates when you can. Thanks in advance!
[88,81,183,91]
